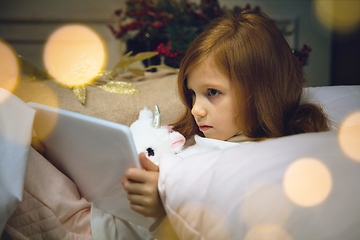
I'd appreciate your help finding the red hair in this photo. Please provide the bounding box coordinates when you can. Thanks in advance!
[172,10,329,140]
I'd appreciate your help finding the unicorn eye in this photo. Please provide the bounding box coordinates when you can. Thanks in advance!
[146,147,155,157]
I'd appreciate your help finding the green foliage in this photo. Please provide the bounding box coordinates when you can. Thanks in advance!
[109,0,245,56]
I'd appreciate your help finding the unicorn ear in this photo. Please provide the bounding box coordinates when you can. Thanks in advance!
[152,105,161,129]
[138,107,153,120]
[170,132,186,152]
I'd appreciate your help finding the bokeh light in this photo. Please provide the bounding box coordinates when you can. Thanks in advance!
[338,111,360,162]
[13,80,58,108]
[244,224,292,240]
[156,216,180,240]
[314,0,360,34]
[30,103,60,143]
[283,158,332,207]
[240,182,291,228]
[43,24,106,87]
[0,40,19,102]
[175,202,231,240]
[13,80,59,140]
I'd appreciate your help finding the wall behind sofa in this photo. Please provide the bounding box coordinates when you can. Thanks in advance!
[0,0,334,87]
[221,0,332,87]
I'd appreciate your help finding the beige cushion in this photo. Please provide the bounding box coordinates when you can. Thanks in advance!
[13,72,185,127]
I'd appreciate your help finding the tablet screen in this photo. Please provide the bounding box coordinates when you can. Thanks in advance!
[28,103,154,227]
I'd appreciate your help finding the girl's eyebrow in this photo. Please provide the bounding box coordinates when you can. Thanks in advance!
[187,83,223,93]
[203,82,224,89]
[187,76,226,90]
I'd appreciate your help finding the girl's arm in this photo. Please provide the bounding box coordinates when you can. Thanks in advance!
[121,152,166,219]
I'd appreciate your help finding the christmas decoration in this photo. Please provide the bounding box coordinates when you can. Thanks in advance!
[108,1,311,68]
[73,87,86,104]
[293,44,312,67]
[108,0,258,67]
[95,81,140,94]
[16,51,171,105]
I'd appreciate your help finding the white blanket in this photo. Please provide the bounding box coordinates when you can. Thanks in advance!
[0,88,35,234]
[158,85,360,240]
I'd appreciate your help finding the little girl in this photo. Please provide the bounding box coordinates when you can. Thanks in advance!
[122,9,329,236]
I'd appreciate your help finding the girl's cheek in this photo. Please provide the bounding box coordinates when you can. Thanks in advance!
[208,95,221,104]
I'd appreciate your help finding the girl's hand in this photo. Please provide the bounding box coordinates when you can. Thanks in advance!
[121,152,166,219]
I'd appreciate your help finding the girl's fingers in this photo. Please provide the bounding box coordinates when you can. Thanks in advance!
[122,155,163,218]
[129,203,149,217]
[127,194,145,206]
[127,192,158,207]
[129,202,165,218]
[139,152,159,172]
[124,168,144,182]
[123,180,146,195]
[124,168,149,183]
[124,167,159,184]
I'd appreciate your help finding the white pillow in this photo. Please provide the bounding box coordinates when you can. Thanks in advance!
[158,85,360,240]
[303,85,360,128]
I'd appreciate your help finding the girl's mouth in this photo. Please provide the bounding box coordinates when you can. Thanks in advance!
[199,125,213,132]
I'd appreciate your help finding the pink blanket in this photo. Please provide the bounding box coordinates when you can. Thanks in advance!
[5,148,92,240]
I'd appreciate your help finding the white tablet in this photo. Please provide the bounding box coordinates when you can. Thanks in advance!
[28,102,155,228]
[28,102,140,201]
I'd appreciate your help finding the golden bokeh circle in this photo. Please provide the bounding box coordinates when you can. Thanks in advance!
[13,79,59,108]
[43,24,106,87]
[156,216,180,240]
[338,111,360,162]
[283,158,332,207]
[13,80,59,140]
[240,182,292,228]
[314,0,360,34]
[244,224,292,240]
[0,40,19,101]
[174,201,231,240]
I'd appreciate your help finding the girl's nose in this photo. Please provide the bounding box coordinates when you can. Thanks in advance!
[191,99,206,117]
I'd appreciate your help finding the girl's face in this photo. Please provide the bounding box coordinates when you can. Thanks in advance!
[187,58,240,141]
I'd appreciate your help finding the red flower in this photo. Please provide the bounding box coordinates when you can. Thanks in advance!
[136,20,144,26]
[153,22,163,28]
[155,42,183,58]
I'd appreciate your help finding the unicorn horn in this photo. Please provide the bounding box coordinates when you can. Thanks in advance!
[152,105,161,128]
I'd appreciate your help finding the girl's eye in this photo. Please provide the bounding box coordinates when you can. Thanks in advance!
[208,89,220,97]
